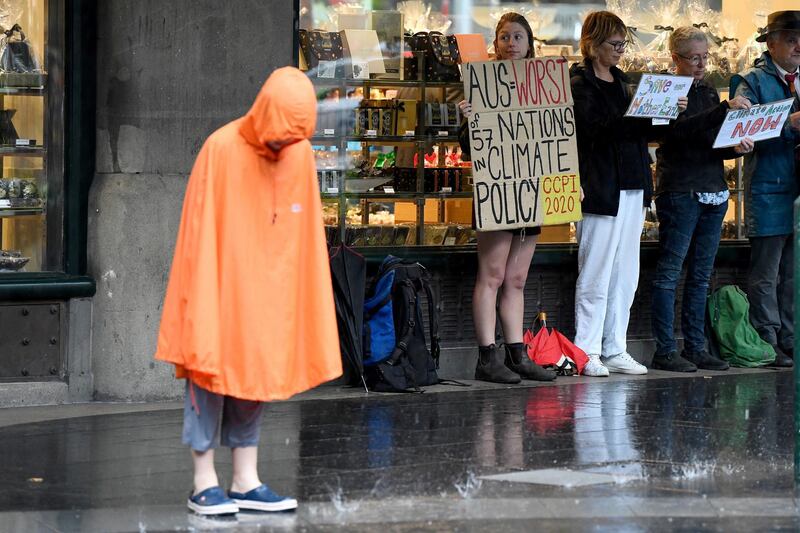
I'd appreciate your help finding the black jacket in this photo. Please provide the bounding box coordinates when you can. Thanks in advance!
[655,79,737,194]
[570,60,654,216]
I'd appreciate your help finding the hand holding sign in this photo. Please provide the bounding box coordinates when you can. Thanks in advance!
[727,95,753,111]
[625,74,693,120]
[733,137,755,154]
[712,98,793,149]
[790,111,800,131]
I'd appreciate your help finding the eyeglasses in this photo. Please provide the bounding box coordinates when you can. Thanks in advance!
[605,40,629,52]
[676,53,709,66]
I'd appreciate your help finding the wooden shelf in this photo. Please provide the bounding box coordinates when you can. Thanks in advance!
[0,146,45,157]
[0,206,44,217]
[0,87,45,96]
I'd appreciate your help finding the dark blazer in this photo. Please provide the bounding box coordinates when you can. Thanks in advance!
[656,79,736,195]
[570,59,653,216]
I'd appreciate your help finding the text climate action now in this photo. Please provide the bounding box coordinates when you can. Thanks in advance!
[712,98,794,148]
[464,57,582,231]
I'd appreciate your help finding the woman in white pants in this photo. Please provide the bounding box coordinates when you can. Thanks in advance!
[569,11,685,376]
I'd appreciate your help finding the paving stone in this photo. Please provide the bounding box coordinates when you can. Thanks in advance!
[0,370,796,531]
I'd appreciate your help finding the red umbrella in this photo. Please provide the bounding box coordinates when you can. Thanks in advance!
[525,386,576,435]
[523,312,589,375]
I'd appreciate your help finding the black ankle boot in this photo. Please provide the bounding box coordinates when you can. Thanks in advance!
[504,343,556,381]
[475,344,521,384]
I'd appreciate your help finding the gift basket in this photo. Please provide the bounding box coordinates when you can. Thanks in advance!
[487,6,557,58]
[607,0,750,87]
[0,249,29,271]
[735,7,768,72]
[398,1,451,35]
[0,21,46,87]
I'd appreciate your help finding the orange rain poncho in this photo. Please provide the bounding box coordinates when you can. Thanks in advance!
[155,67,342,401]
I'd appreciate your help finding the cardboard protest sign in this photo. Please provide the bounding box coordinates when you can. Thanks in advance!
[625,74,692,120]
[463,57,581,231]
[712,98,794,148]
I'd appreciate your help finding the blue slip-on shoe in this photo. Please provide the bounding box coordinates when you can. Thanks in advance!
[187,486,239,515]
[229,484,298,512]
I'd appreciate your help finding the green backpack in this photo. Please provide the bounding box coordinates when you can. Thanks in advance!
[707,285,775,367]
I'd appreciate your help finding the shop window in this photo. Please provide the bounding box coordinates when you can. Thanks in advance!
[302,1,748,248]
[0,1,62,271]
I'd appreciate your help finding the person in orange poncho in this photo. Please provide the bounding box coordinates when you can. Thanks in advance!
[155,67,342,516]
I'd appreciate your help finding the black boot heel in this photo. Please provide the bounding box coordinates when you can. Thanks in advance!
[475,344,521,384]
[504,343,556,381]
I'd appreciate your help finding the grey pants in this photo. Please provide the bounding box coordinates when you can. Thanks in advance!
[748,235,794,351]
[182,380,265,452]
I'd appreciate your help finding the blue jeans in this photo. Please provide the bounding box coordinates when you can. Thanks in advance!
[651,193,727,355]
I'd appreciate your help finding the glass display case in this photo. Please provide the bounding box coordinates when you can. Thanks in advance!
[0,0,61,271]
[301,0,750,248]
[311,76,473,248]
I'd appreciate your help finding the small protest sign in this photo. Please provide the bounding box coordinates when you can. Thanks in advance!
[463,57,581,231]
[712,98,794,148]
[625,74,692,120]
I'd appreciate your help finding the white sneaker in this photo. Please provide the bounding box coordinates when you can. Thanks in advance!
[582,354,609,377]
[602,353,648,375]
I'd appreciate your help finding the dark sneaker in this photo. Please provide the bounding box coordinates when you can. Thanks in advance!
[229,484,298,512]
[475,344,521,384]
[651,351,697,372]
[682,349,729,371]
[504,343,556,381]
[767,345,794,368]
[187,486,239,515]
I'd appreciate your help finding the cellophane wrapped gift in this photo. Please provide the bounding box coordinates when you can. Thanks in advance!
[488,6,555,57]
[608,0,668,73]
[736,7,767,72]
[599,0,645,70]
[712,17,740,79]
[0,23,46,87]
[397,1,450,34]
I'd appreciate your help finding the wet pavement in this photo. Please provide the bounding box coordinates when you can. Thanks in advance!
[0,369,798,531]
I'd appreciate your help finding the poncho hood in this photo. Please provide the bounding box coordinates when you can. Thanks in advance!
[239,66,317,159]
[155,66,341,402]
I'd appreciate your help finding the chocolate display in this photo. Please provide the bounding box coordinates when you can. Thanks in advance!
[0,178,42,207]
[0,109,18,144]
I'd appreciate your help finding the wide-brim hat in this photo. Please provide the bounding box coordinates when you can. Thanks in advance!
[756,10,800,42]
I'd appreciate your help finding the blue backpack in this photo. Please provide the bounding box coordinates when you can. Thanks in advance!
[363,256,440,392]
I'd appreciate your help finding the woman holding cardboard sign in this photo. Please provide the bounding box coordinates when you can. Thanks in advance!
[457,12,556,384]
[569,11,687,377]
[650,26,753,373]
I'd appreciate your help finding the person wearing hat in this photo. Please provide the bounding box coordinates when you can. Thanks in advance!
[730,10,800,368]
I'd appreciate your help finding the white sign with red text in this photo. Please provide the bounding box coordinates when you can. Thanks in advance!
[463,57,581,231]
[712,98,794,148]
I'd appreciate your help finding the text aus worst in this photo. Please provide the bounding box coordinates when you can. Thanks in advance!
[465,58,578,227]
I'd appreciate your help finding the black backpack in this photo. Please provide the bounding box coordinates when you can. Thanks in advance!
[363,256,440,392]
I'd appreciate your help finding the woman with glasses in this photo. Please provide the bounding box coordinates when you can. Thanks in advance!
[569,11,683,377]
[650,26,753,372]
